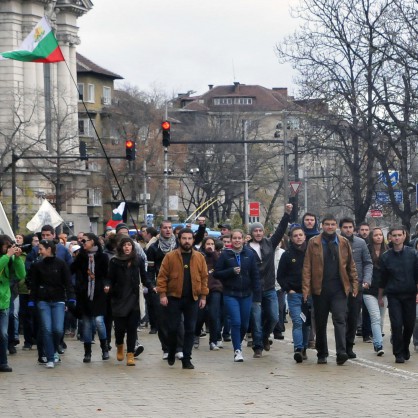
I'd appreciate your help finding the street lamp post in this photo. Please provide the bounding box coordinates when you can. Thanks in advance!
[242,120,249,230]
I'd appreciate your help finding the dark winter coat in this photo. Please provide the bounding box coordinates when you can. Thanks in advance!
[29,256,75,303]
[71,250,109,317]
[214,247,261,302]
[277,242,306,294]
[379,245,418,296]
[108,256,149,317]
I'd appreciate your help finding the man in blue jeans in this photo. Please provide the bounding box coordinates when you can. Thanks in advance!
[247,204,292,358]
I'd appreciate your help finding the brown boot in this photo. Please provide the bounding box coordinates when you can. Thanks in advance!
[116,344,124,361]
[126,352,135,366]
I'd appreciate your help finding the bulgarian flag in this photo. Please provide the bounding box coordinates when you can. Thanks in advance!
[106,202,126,229]
[0,17,64,63]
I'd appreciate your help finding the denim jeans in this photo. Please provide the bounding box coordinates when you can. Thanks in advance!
[287,292,311,350]
[0,308,9,365]
[37,301,65,362]
[224,295,252,351]
[363,294,387,350]
[82,315,107,344]
[273,289,286,334]
[251,289,278,350]
[207,291,223,344]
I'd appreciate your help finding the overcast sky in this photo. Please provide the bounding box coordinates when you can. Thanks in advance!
[77,0,301,97]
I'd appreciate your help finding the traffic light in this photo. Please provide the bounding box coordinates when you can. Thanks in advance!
[161,121,171,147]
[79,140,88,161]
[125,139,136,160]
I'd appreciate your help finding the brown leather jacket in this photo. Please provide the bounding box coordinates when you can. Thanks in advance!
[156,248,209,300]
[302,233,358,298]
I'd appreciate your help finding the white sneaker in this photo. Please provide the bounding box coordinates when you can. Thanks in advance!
[193,336,200,349]
[162,352,169,360]
[175,351,184,360]
[234,349,244,362]
[54,353,60,364]
[217,340,223,349]
[210,342,220,351]
[45,361,54,368]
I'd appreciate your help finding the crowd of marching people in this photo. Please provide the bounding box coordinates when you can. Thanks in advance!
[1,205,418,372]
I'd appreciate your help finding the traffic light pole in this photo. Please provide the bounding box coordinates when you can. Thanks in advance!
[163,147,168,219]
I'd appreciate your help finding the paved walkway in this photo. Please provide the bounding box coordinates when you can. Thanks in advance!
[2,322,418,417]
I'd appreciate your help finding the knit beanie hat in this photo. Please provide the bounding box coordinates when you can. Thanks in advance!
[115,223,129,233]
[249,222,264,235]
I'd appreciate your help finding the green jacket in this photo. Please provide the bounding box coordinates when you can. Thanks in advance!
[0,254,26,309]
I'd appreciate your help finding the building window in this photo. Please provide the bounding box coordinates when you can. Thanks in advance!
[213,97,252,105]
[87,84,95,103]
[77,83,84,101]
[78,119,94,137]
[88,188,102,206]
[102,86,111,105]
[234,97,252,105]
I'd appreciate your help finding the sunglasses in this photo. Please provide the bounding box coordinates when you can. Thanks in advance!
[80,239,93,244]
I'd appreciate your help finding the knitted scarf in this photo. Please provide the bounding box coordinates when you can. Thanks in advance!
[87,247,98,301]
[322,232,338,261]
[158,234,177,254]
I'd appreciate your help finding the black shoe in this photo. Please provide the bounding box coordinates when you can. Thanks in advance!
[404,349,410,360]
[302,349,308,360]
[182,359,195,369]
[347,349,357,359]
[395,356,405,363]
[38,356,47,364]
[167,352,176,366]
[107,343,112,351]
[149,329,157,334]
[57,345,65,354]
[317,357,327,364]
[83,354,91,363]
[294,349,303,363]
[134,344,144,357]
[8,345,16,355]
[263,339,271,352]
[0,364,12,372]
[61,341,67,349]
[274,333,284,340]
[336,353,349,365]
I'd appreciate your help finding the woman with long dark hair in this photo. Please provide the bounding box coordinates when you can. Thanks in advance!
[106,236,150,366]
[363,227,388,356]
[29,239,75,369]
[71,233,109,363]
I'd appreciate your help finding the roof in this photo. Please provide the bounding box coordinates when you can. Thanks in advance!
[181,83,303,113]
[76,53,123,80]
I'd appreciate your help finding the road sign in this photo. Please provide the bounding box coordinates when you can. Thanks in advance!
[375,191,403,204]
[378,171,399,187]
[290,181,302,195]
[370,209,383,218]
[249,202,260,217]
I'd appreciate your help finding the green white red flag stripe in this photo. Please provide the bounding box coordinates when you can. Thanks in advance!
[0,17,64,63]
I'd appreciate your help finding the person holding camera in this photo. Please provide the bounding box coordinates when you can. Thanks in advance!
[28,239,75,369]
[0,235,26,372]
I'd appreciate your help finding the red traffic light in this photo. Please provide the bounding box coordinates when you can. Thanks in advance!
[126,140,134,148]
[161,121,171,130]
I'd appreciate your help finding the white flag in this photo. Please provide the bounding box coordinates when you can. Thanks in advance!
[0,202,16,241]
[26,200,63,232]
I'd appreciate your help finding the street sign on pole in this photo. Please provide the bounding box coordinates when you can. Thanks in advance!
[375,191,403,204]
[249,202,260,217]
[378,171,399,187]
[370,209,383,218]
[290,181,302,195]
